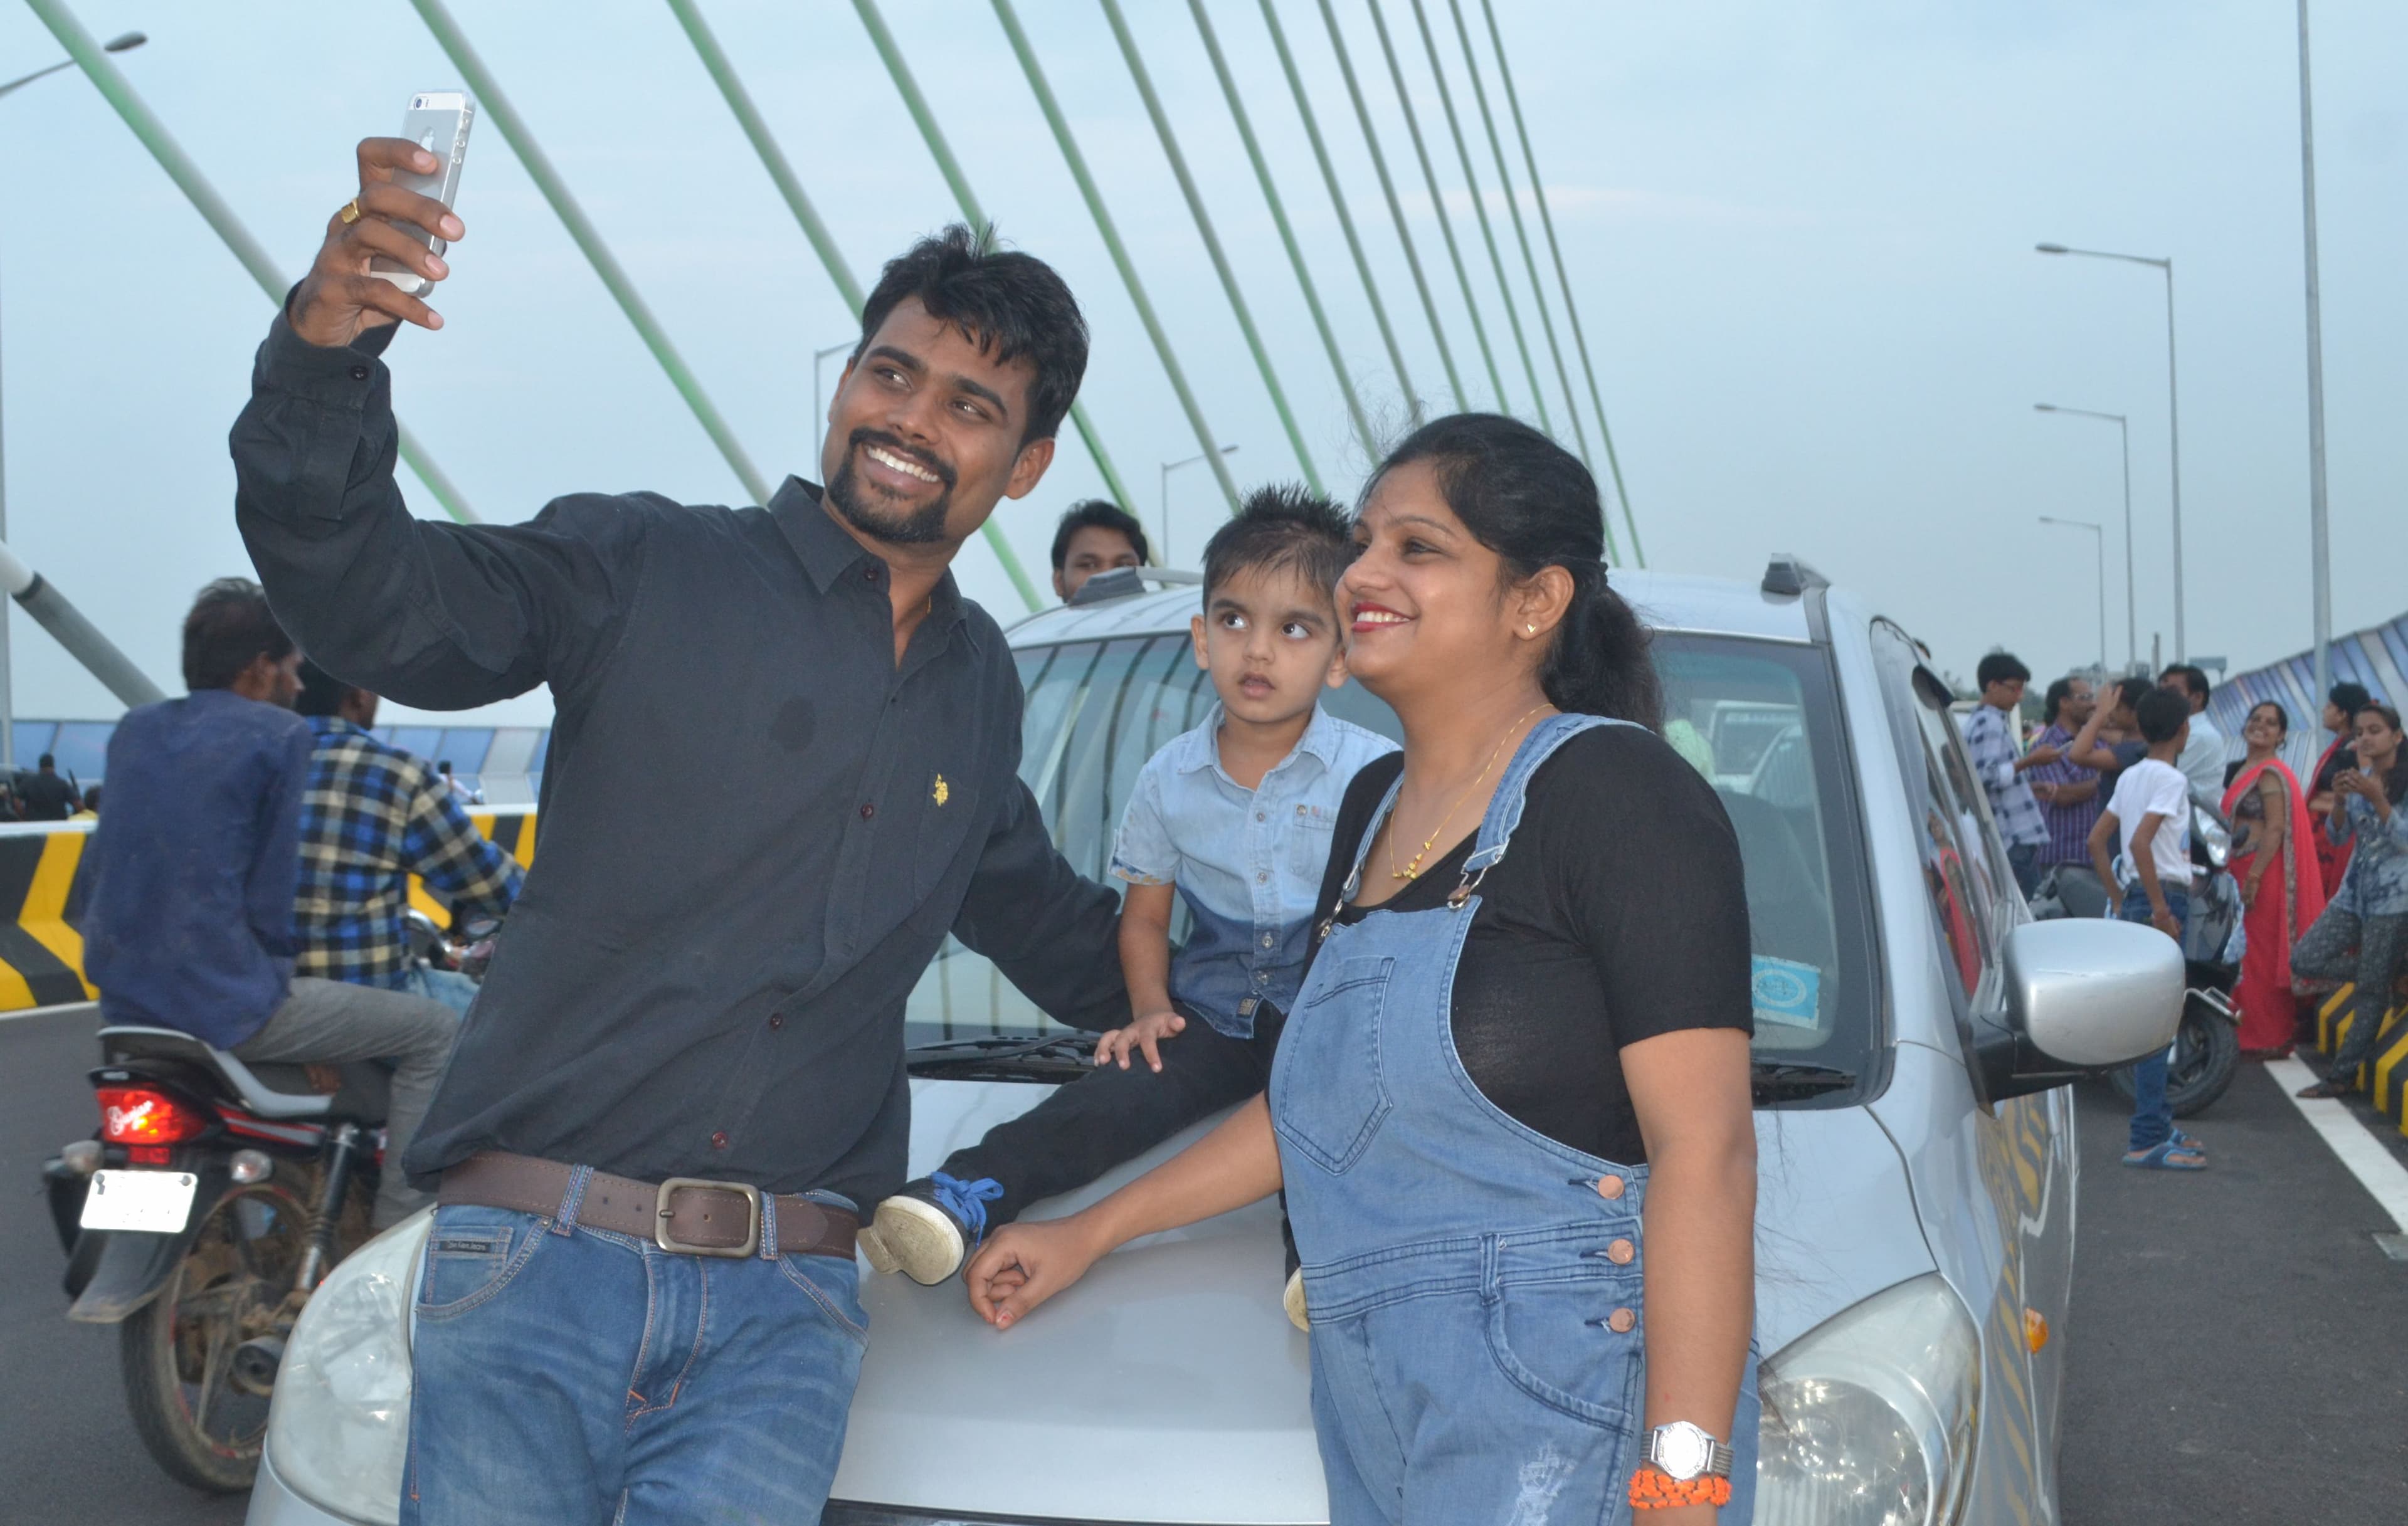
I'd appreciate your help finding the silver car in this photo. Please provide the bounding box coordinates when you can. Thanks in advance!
[247,558,2179,1526]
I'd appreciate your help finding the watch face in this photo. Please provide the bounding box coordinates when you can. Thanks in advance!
[1655,1423,1711,1479]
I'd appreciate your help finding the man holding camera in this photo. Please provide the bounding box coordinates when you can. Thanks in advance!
[230,137,1128,1523]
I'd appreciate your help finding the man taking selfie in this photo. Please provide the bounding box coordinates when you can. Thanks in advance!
[230,136,1128,1525]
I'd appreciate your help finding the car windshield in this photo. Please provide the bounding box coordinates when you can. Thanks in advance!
[904,631,1875,1100]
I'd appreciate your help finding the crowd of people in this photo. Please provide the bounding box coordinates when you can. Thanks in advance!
[1964,651,2408,1169]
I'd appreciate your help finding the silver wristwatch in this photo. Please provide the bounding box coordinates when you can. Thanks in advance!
[1642,1420,1735,1481]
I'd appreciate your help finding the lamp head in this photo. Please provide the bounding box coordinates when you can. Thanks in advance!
[2035,243,2069,255]
[102,31,146,52]
[2034,404,2057,413]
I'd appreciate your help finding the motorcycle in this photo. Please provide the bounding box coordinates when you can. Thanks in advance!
[40,910,491,1491]
[2030,801,2242,1118]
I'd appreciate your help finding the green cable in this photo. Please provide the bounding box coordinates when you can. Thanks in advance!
[990,0,1238,512]
[1102,0,1319,493]
[665,0,1040,609]
[25,0,478,524]
[850,0,1138,528]
[1479,0,1642,564]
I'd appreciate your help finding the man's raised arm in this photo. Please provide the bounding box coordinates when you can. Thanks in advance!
[231,137,645,711]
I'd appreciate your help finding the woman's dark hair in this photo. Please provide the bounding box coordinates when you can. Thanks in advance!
[1367,413,1660,729]
[2354,703,2407,804]
[2246,699,2289,737]
[857,223,1087,445]
[2110,675,2153,715]
[182,577,293,692]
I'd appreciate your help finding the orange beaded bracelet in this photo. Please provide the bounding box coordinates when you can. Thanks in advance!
[1629,1464,1733,1510]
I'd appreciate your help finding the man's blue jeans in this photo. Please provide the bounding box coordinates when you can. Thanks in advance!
[401,966,481,1018]
[2119,886,2191,1152]
[401,1194,867,1525]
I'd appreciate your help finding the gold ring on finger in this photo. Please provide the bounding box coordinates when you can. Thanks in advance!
[338,199,363,225]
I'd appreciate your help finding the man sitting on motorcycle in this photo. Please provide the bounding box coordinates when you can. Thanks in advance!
[292,662,522,1017]
[82,579,462,1229]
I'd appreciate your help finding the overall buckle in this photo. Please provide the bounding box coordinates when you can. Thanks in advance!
[654,1177,762,1258]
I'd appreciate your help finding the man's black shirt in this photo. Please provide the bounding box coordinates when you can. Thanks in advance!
[229,313,1127,1209]
[18,771,78,821]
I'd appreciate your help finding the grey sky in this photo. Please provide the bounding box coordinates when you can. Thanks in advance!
[1,0,2400,728]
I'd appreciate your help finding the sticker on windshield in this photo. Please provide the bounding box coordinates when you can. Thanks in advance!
[1751,955,1822,1030]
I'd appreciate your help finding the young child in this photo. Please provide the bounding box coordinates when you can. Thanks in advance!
[858,485,1396,1320]
[2088,686,2207,1171]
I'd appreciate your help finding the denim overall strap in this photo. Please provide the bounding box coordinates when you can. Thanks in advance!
[1461,712,1629,873]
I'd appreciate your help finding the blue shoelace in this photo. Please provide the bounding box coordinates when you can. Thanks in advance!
[930,1172,1004,1248]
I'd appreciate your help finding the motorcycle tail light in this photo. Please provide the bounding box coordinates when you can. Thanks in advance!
[127,1145,172,1166]
[97,1087,211,1145]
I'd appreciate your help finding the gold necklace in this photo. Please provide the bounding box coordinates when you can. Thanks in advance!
[1388,703,1550,881]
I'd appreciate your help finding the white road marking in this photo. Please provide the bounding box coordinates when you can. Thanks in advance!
[2268,1056,2408,1233]
[0,999,97,1027]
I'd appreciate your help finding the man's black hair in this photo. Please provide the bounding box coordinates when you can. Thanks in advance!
[2160,663,2212,703]
[856,223,1088,445]
[295,660,356,718]
[2111,675,2153,715]
[36,753,54,771]
[1200,485,1353,609]
[2330,680,2372,716]
[2136,687,2190,745]
[182,577,293,692]
[1976,651,2032,690]
[1050,500,1149,571]
[2042,676,2081,725]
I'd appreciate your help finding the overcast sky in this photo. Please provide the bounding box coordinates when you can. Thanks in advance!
[2,0,2400,727]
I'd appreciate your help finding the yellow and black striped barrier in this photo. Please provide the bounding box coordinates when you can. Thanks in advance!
[0,808,536,1016]
[2314,984,2408,1140]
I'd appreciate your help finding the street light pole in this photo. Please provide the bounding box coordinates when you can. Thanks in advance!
[2038,515,2106,673]
[1160,444,1239,567]
[2035,241,2186,661]
[0,29,146,774]
[2296,0,2333,729]
[2034,404,2136,670]
[811,340,853,472]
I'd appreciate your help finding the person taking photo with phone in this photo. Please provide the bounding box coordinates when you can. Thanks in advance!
[228,136,1131,1525]
[2293,704,2408,1099]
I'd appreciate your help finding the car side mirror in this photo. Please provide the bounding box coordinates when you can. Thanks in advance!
[1973,919,2187,1103]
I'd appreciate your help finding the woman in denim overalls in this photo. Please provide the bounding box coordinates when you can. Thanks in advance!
[970,416,1760,1523]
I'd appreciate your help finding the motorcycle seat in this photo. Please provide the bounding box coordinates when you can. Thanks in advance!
[95,1025,388,1123]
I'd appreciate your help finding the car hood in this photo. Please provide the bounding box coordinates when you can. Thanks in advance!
[828,1078,1936,1522]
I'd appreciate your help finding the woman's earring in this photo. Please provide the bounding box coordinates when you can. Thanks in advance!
[1526,623,1537,634]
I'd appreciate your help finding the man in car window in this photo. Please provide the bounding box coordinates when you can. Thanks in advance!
[1960,651,2053,898]
[231,137,1127,1525]
[291,662,521,1017]
[1050,498,1149,601]
[81,580,463,1230]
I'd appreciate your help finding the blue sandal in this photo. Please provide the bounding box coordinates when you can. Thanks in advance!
[2123,1139,2207,1171]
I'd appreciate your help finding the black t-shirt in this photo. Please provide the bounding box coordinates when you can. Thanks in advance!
[1311,726,1753,1165]
[16,771,78,821]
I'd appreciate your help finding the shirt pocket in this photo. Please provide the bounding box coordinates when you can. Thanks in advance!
[1282,801,1342,895]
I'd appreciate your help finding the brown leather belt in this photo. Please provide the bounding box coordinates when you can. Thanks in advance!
[438,1151,857,1260]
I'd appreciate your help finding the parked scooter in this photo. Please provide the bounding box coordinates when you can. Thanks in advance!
[40,911,490,1491]
[2030,801,2242,1117]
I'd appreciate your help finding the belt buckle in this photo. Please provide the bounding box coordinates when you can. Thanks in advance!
[654,1177,762,1258]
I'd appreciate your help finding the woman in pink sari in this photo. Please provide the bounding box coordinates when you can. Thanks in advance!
[2224,701,2328,1055]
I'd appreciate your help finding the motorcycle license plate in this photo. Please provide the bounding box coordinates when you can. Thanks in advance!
[80,1169,199,1234]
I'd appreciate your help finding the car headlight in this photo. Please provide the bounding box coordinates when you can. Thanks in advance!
[1755,1272,1980,1526]
[265,1210,429,1525]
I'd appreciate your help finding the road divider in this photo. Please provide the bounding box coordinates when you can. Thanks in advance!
[0,809,536,1016]
[2313,984,2408,1139]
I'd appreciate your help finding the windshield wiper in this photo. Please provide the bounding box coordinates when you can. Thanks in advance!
[904,1033,1096,1079]
[1751,1060,1859,1102]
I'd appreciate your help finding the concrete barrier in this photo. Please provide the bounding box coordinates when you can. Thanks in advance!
[0,808,536,1015]
[2315,984,2408,1139]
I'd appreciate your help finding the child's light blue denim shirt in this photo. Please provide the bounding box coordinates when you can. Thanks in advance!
[1111,703,1397,1038]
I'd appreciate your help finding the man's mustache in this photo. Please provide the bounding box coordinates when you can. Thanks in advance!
[848,428,956,490]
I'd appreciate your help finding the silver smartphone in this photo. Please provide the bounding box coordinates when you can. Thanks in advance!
[369,91,475,297]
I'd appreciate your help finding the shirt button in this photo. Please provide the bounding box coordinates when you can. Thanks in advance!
[1260,933,1275,949]
[860,802,875,819]
[348,364,369,381]
[769,1014,785,1031]
[863,567,878,582]
[1256,811,1266,822]
[710,1131,729,1151]
[1606,1307,1637,1334]
[1256,871,1269,883]
[1605,1238,1635,1265]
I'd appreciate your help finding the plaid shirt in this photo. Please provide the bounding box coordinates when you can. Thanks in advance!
[296,717,522,987]
[2025,722,2104,865]
[1959,702,2048,849]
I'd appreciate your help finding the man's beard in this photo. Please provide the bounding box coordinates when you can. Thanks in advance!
[825,428,956,547]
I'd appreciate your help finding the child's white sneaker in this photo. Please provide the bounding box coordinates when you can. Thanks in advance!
[858,1174,1001,1285]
